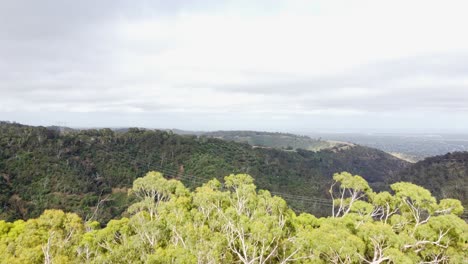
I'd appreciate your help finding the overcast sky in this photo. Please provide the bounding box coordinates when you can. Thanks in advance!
[1,0,468,133]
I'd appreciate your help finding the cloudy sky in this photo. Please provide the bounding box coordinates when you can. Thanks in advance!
[1,0,468,133]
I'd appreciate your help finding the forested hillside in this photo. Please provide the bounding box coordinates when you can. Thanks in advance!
[0,172,466,263]
[0,122,409,222]
[201,130,346,151]
[395,152,468,207]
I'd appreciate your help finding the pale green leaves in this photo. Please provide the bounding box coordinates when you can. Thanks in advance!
[0,171,466,263]
[333,172,371,194]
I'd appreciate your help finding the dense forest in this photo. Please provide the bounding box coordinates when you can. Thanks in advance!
[0,171,466,263]
[395,152,468,207]
[0,122,411,222]
[201,131,345,151]
[1,122,467,221]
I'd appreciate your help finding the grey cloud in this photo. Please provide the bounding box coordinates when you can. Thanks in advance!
[295,84,468,109]
[0,1,203,38]
[1,1,467,132]
[212,53,468,95]
[196,53,468,112]
[0,0,218,74]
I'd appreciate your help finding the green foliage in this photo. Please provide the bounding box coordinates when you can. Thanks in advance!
[437,198,464,216]
[201,130,340,151]
[0,171,466,263]
[0,122,411,222]
[395,151,468,207]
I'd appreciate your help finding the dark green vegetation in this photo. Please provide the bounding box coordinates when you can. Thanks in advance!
[201,130,348,151]
[0,172,466,263]
[394,152,468,207]
[0,122,409,222]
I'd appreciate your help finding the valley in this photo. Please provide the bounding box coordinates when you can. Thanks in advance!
[1,122,466,223]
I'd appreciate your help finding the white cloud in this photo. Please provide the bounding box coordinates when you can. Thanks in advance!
[1,0,468,131]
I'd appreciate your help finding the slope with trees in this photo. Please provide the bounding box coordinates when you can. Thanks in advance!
[0,122,409,222]
[395,152,468,207]
[201,130,348,151]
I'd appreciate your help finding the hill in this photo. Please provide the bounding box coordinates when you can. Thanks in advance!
[202,130,349,151]
[313,133,468,162]
[0,122,409,222]
[395,151,468,206]
[201,130,468,212]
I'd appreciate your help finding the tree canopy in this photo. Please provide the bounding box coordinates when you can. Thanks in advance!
[0,171,466,263]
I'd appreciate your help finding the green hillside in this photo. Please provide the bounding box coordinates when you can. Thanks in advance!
[0,122,409,222]
[395,151,468,206]
[201,130,348,151]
